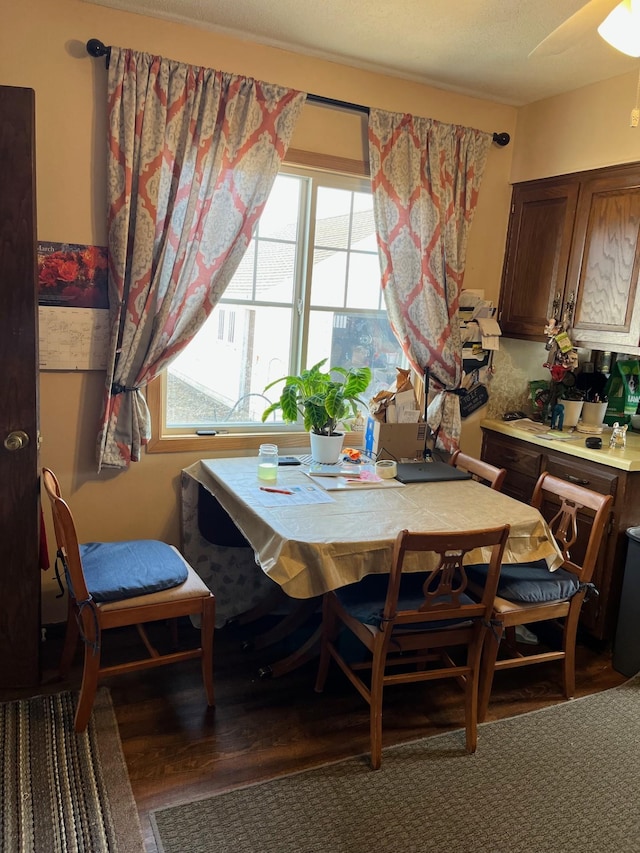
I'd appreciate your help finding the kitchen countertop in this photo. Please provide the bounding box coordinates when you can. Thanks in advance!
[481,418,640,472]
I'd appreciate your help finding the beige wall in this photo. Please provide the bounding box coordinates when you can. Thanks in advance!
[512,69,640,181]
[6,0,519,621]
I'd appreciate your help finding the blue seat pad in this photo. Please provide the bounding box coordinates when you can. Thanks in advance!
[79,540,189,603]
[466,558,579,604]
[336,572,476,630]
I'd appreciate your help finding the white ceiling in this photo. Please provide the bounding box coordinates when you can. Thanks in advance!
[83,0,640,106]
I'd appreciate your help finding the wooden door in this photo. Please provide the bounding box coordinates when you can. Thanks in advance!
[569,163,640,350]
[0,86,41,688]
[498,177,579,340]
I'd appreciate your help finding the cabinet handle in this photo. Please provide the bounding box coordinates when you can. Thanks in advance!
[563,291,576,326]
[567,474,589,485]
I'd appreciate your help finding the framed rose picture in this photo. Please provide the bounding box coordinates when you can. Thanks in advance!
[37,241,108,309]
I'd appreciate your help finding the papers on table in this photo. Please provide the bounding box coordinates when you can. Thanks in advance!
[252,484,334,506]
[307,462,365,477]
[305,472,405,491]
[536,430,584,442]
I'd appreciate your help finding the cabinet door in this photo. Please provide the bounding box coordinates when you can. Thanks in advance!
[569,164,640,349]
[498,178,579,339]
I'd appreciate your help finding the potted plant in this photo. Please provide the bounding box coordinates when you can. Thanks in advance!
[262,359,372,462]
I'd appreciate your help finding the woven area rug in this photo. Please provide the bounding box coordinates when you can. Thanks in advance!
[1,688,143,853]
[152,675,640,853]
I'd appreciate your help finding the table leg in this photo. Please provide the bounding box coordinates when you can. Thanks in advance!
[258,623,322,679]
[244,596,321,652]
[227,586,286,629]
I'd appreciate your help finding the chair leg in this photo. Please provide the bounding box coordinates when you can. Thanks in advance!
[478,622,503,723]
[168,617,179,648]
[200,596,215,706]
[74,639,101,732]
[59,601,80,680]
[369,648,385,770]
[465,633,483,754]
[562,608,581,699]
[314,595,337,693]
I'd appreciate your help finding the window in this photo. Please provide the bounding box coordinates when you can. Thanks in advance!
[149,166,405,451]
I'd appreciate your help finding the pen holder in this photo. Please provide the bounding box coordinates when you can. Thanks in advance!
[581,401,608,426]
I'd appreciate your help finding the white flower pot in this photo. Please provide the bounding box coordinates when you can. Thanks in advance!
[560,400,584,428]
[309,431,344,464]
[581,401,608,426]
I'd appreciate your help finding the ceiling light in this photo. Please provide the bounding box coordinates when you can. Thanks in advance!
[598,0,640,57]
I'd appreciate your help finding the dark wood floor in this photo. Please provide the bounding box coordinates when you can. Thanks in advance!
[9,617,628,853]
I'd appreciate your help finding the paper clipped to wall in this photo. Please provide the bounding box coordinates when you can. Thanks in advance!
[39,307,109,370]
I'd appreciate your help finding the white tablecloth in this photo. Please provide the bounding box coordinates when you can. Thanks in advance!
[184,458,563,610]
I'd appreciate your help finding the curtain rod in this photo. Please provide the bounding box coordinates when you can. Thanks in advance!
[85,39,510,147]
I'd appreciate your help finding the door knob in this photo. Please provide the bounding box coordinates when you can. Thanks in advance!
[4,430,30,451]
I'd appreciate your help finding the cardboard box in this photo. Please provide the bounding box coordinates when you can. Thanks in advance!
[365,417,428,461]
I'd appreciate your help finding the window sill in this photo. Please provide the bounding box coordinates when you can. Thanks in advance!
[146,430,312,455]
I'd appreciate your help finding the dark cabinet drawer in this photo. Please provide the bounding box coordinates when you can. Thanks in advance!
[482,431,543,503]
[482,432,543,479]
[544,452,618,499]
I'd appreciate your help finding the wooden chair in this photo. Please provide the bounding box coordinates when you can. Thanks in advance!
[466,472,612,723]
[314,524,510,769]
[450,450,506,491]
[42,468,215,732]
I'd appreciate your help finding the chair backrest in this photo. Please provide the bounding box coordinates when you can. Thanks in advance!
[531,472,612,583]
[382,525,510,630]
[42,468,90,604]
[450,450,506,491]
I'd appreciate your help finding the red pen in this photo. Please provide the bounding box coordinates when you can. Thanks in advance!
[260,486,294,495]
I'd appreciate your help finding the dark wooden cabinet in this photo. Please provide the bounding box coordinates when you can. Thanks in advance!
[569,165,640,350]
[499,163,640,352]
[482,428,640,642]
[498,177,578,340]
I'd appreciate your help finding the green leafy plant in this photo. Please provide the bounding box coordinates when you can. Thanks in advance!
[262,359,372,436]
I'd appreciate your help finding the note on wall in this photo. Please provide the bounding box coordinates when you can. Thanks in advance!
[39,307,110,370]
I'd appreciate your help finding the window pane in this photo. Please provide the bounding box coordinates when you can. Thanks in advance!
[346,252,383,309]
[167,303,293,426]
[310,248,347,307]
[315,187,352,249]
[258,175,301,240]
[351,193,377,251]
[307,309,405,403]
[254,240,296,304]
[224,243,255,301]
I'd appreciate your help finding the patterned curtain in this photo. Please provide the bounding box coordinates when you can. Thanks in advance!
[368,110,492,452]
[97,47,306,470]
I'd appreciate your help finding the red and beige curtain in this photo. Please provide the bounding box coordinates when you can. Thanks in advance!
[368,110,492,452]
[97,46,305,470]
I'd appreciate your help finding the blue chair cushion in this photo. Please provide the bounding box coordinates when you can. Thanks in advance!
[336,572,476,630]
[466,559,580,604]
[79,540,189,603]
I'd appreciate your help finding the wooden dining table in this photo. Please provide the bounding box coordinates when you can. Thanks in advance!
[186,457,563,676]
